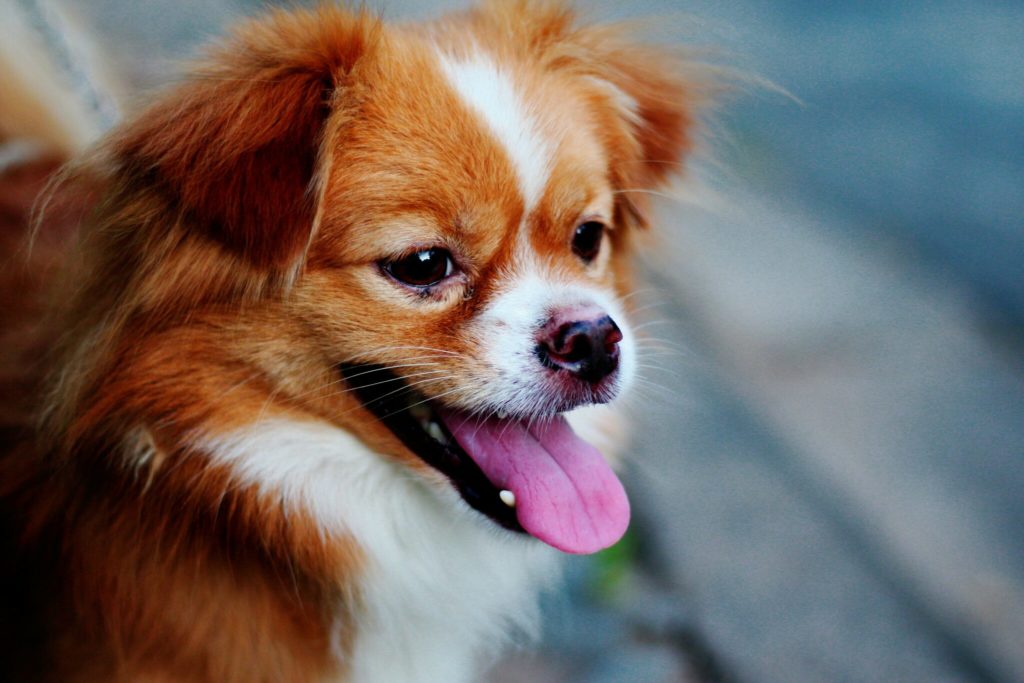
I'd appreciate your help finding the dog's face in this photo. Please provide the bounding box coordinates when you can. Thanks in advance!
[110,4,702,554]
[302,43,633,416]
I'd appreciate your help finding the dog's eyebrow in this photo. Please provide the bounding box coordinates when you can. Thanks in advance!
[543,183,614,232]
[582,190,614,226]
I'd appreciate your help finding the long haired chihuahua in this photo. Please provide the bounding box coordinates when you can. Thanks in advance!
[0,2,711,681]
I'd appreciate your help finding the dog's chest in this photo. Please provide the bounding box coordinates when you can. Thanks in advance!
[342,490,559,683]
[205,420,560,683]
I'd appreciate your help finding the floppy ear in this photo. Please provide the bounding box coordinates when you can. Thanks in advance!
[559,24,717,228]
[574,32,711,190]
[114,8,379,272]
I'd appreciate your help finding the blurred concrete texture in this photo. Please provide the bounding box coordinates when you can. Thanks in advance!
[49,1,1024,681]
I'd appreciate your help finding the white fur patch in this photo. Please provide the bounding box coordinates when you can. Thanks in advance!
[438,52,552,212]
[201,419,559,683]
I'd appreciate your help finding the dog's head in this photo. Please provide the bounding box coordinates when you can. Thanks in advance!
[95,2,707,554]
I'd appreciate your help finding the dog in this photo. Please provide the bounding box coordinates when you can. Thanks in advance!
[0,2,709,681]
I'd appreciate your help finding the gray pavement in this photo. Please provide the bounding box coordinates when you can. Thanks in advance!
[652,189,1024,681]
[634,187,1023,682]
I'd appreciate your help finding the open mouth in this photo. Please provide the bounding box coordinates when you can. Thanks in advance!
[339,363,522,533]
[340,364,630,554]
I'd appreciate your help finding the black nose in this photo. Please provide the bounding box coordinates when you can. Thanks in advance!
[537,314,622,383]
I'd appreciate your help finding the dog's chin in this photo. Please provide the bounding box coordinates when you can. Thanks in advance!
[339,364,631,555]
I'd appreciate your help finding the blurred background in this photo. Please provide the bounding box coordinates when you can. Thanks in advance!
[4,1,1022,681]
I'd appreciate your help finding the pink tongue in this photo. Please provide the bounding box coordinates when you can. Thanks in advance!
[441,412,630,554]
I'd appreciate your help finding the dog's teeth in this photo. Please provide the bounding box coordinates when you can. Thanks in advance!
[426,421,446,443]
[499,490,516,508]
[496,410,508,420]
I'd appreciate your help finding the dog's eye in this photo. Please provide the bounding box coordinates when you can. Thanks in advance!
[572,221,604,263]
[384,248,455,287]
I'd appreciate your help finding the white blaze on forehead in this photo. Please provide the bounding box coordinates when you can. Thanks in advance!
[438,52,552,212]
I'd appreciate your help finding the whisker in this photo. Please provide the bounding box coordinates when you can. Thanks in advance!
[614,288,659,305]
[283,364,445,403]
[324,375,457,421]
[634,335,691,350]
[627,301,670,315]
[341,345,459,360]
[352,374,453,406]
[634,365,682,380]
[309,370,450,402]
[627,379,678,400]
[611,188,679,201]
[392,386,466,416]
[274,371,451,418]
[631,320,671,332]
[335,361,443,383]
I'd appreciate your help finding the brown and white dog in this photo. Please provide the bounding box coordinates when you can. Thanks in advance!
[0,2,709,681]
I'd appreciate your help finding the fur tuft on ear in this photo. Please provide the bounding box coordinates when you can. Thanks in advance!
[113,7,380,272]
[568,29,712,190]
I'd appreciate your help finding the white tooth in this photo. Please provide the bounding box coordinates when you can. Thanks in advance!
[499,490,516,508]
[496,410,508,420]
[426,421,446,443]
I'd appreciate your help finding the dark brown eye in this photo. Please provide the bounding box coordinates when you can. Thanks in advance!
[572,221,604,263]
[384,248,454,287]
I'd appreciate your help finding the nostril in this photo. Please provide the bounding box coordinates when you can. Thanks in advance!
[604,319,623,352]
[567,333,592,363]
[553,322,593,363]
[538,314,623,383]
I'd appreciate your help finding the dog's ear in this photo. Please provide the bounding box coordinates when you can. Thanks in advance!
[556,24,717,227]
[114,8,379,272]
[568,30,712,191]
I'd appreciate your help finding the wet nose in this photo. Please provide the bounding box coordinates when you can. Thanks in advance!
[537,310,622,383]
